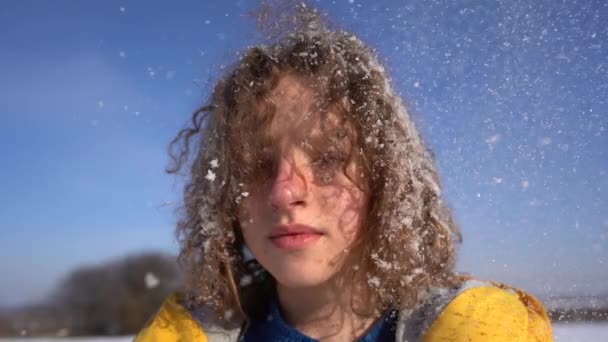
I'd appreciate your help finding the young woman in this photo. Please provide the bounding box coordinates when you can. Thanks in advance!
[135,6,552,342]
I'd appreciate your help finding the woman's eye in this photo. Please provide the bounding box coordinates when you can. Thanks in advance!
[313,153,344,167]
[256,157,275,175]
[311,152,347,183]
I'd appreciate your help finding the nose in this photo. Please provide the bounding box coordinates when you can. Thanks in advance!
[268,158,308,210]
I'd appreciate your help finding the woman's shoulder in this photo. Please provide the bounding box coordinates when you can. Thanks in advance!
[134,293,207,342]
[415,278,553,342]
[136,279,553,342]
[134,292,241,342]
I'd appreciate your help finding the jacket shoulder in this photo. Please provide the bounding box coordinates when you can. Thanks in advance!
[421,280,553,342]
[134,293,208,342]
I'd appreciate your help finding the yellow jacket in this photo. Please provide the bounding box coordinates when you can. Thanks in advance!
[135,280,553,341]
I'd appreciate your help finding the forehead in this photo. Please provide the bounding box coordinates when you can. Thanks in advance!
[267,74,344,146]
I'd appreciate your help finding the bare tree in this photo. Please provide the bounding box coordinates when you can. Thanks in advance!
[0,252,182,337]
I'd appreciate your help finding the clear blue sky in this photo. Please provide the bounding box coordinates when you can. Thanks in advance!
[1,0,606,307]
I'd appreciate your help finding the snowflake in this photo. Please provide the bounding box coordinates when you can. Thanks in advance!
[205,169,216,182]
[400,216,413,226]
[223,309,234,320]
[367,276,381,287]
[144,272,160,289]
[240,275,253,287]
[371,253,392,270]
[485,134,500,148]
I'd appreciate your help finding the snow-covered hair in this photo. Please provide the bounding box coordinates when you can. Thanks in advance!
[168,3,461,324]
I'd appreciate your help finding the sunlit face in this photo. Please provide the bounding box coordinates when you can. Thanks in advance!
[238,74,369,289]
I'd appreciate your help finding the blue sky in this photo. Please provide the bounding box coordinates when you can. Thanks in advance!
[1,0,606,306]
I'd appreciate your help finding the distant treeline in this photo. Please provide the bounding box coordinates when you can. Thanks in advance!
[0,252,182,337]
[545,296,608,322]
[548,309,608,322]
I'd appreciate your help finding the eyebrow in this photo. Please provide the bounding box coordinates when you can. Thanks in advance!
[302,126,352,155]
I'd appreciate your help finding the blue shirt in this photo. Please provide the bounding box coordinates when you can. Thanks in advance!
[243,297,396,342]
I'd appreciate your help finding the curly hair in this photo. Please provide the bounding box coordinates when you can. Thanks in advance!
[167,5,462,325]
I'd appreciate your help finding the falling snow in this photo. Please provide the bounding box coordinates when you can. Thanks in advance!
[144,272,160,289]
[2,0,606,335]
[240,275,253,287]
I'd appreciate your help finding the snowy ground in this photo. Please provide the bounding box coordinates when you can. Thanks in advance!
[552,322,608,341]
[0,338,134,342]
[0,323,606,341]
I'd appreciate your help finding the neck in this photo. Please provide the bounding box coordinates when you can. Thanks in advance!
[276,278,379,341]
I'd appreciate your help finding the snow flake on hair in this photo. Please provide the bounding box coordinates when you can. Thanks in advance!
[400,216,413,227]
[239,274,253,287]
[367,276,381,288]
[371,252,393,271]
[198,202,220,236]
[205,169,217,182]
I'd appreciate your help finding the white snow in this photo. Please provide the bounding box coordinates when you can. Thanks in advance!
[147,67,155,79]
[205,169,216,182]
[144,272,159,289]
[223,309,234,320]
[240,274,253,286]
[552,322,608,341]
[367,276,380,287]
[540,137,552,145]
[485,134,500,148]
[0,338,134,341]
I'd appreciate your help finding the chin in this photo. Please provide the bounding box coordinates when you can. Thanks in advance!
[270,264,334,289]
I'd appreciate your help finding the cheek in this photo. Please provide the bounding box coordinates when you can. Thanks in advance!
[237,196,266,242]
[237,200,254,238]
[238,192,262,222]
[319,184,368,236]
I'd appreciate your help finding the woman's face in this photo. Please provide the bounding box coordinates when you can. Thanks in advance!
[238,74,369,289]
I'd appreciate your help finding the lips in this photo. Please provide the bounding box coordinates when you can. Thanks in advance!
[269,224,323,249]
